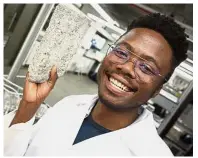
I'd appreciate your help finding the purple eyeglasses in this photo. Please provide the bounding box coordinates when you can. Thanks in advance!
[106,44,167,83]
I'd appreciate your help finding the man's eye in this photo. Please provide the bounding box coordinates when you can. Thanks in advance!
[139,63,154,75]
[114,49,128,58]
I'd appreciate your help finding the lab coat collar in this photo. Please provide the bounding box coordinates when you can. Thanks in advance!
[80,94,159,156]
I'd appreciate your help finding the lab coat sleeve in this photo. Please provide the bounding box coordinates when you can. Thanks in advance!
[4,110,37,156]
[3,95,75,156]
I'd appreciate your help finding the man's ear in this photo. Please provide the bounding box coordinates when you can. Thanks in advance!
[152,85,163,98]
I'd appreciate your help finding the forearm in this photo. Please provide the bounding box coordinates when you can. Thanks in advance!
[10,100,40,127]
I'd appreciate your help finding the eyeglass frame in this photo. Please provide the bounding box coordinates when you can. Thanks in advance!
[106,44,168,83]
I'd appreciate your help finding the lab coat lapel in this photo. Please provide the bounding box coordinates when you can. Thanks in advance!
[54,95,166,156]
[63,100,155,156]
[57,95,98,152]
[64,110,153,156]
[119,112,159,156]
[57,96,159,156]
[63,96,156,156]
[67,128,132,156]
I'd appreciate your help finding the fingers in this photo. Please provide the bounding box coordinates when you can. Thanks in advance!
[24,71,35,94]
[48,65,58,89]
[25,72,30,81]
[25,72,31,86]
[25,72,35,83]
[25,72,34,84]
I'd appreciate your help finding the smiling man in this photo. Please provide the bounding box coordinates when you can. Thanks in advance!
[4,13,188,156]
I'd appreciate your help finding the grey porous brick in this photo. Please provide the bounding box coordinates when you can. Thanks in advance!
[28,4,90,83]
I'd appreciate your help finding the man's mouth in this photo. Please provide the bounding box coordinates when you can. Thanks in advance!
[109,77,131,92]
[105,73,137,96]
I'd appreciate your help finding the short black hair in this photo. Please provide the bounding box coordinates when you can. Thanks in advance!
[123,13,189,81]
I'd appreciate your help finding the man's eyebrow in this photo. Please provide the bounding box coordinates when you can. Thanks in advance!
[116,41,160,69]
[116,41,135,52]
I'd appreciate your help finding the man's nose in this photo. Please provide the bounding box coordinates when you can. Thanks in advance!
[116,60,136,79]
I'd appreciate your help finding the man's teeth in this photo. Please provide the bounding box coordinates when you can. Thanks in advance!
[109,77,130,92]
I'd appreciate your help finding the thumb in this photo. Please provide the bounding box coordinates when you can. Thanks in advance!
[48,65,58,89]
[25,72,30,82]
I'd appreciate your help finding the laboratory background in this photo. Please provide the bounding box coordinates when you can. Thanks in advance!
[4,4,193,156]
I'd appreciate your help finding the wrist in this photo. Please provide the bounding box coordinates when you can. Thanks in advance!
[10,99,41,126]
[21,98,42,107]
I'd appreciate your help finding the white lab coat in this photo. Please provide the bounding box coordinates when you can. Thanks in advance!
[4,94,173,156]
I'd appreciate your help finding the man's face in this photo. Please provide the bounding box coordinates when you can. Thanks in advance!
[97,28,173,111]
